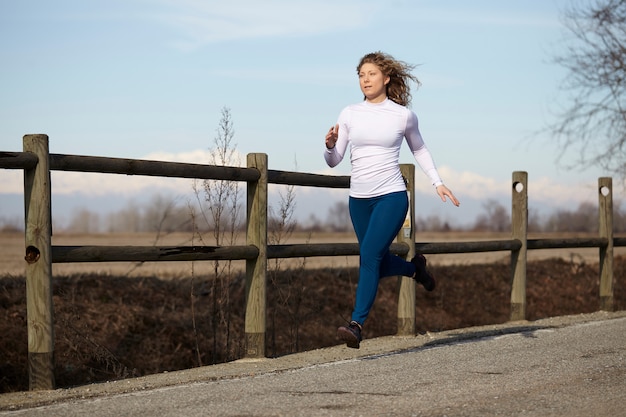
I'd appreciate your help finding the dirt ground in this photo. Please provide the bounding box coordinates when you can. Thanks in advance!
[1,232,625,393]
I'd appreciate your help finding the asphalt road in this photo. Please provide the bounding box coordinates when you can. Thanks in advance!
[2,311,625,417]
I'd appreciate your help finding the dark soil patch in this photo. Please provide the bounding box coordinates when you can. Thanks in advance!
[1,257,624,393]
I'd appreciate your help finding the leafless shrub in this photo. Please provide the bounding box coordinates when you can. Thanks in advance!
[191,106,243,364]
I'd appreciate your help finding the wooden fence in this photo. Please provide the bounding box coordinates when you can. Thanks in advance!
[0,134,621,391]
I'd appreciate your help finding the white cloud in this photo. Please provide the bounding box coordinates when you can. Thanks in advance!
[0,170,22,194]
[48,171,190,196]
[435,166,510,197]
[528,175,599,206]
[435,165,600,209]
[142,149,244,165]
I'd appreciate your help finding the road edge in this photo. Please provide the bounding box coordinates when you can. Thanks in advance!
[2,310,625,412]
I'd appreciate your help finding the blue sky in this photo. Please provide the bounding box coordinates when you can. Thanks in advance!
[0,0,613,228]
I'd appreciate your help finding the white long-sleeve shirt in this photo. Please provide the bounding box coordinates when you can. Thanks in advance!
[324,98,443,198]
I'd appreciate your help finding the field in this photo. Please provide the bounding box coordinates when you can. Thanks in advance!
[3,231,623,277]
[1,231,625,393]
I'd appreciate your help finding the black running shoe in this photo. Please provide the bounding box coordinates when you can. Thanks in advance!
[337,321,362,349]
[411,253,436,291]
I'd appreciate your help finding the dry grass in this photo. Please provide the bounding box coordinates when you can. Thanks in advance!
[1,232,625,393]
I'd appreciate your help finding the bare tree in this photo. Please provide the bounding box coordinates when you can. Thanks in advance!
[549,0,626,178]
[527,209,544,234]
[266,156,312,356]
[325,200,351,232]
[192,106,243,364]
[613,202,626,232]
[303,213,323,232]
[142,194,192,238]
[545,201,598,232]
[472,199,510,232]
[267,181,299,356]
[66,208,100,233]
[107,201,142,233]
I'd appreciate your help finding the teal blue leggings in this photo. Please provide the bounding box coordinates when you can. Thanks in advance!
[349,191,417,325]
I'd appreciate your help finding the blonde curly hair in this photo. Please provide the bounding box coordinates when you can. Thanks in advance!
[357,51,420,107]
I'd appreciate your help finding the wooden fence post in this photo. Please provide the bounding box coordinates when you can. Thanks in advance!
[510,171,528,321]
[245,153,268,358]
[598,177,614,311]
[23,134,55,390]
[397,164,416,335]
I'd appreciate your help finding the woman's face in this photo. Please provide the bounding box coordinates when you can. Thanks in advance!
[358,62,389,103]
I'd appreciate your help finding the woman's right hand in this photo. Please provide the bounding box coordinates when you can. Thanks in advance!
[325,124,339,149]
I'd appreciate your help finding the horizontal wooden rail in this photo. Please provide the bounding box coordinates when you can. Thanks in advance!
[1,151,352,188]
[527,237,608,250]
[48,238,626,264]
[48,153,261,181]
[270,242,408,258]
[268,243,362,258]
[50,242,405,263]
[416,239,522,254]
[0,151,39,169]
[267,170,350,188]
[51,245,260,263]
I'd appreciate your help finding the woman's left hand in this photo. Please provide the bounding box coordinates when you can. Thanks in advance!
[436,185,460,207]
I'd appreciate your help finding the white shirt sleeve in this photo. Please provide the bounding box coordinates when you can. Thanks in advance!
[324,108,349,168]
[405,111,443,187]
